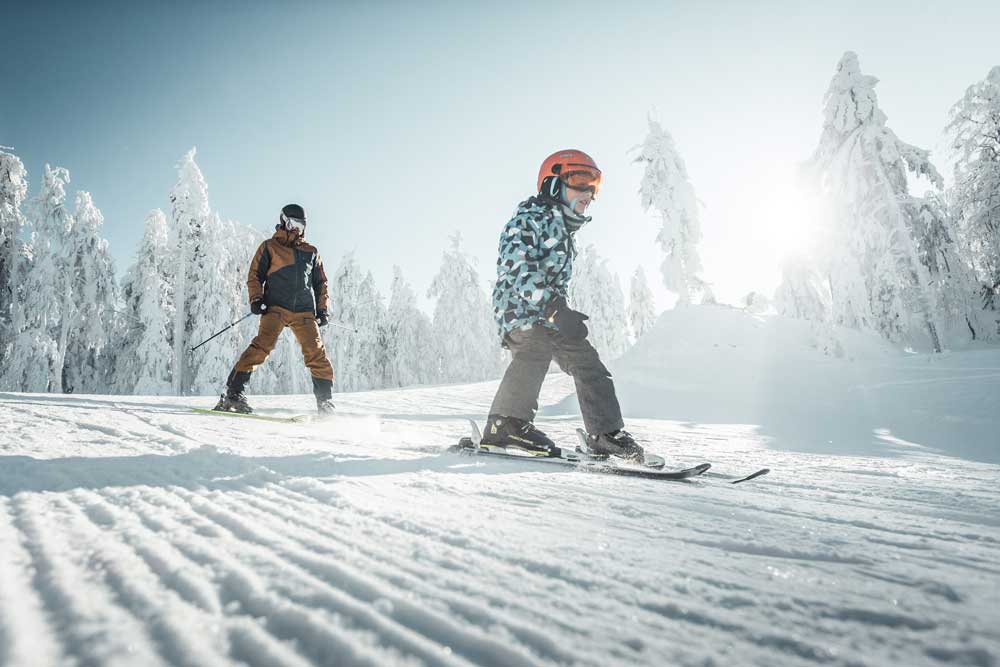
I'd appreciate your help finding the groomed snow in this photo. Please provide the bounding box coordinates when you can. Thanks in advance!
[1,308,998,667]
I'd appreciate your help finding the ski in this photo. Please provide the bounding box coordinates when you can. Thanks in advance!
[450,421,711,481]
[452,421,771,484]
[190,407,312,423]
[704,468,771,484]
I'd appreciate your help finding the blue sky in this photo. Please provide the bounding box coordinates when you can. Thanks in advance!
[4,1,999,310]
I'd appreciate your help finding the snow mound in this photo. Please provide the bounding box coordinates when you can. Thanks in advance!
[561,305,998,463]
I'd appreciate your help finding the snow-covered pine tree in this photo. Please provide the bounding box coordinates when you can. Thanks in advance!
[62,191,119,393]
[910,193,994,341]
[325,252,362,391]
[775,258,831,322]
[117,209,174,394]
[0,149,28,351]
[569,244,629,360]
[187,213,247,395]
[386,265,437,387]
[168,148,211,394]
[325,252,390,391]
[4,165,75,392]
[808,52,944,352]
[945,66,1000,293]
[633,116,706,306]
[358,271,390,388]
[428,232,502,383]
[628,266,656,342]
[774,258,845,356]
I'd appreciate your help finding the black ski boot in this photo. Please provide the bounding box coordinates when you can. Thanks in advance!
[481,414,555,454]
[214,370,253,414]
[587,429,644,462]
[313,377,335,418]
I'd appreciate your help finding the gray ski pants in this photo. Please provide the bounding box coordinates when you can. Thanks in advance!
[489,325,624,435]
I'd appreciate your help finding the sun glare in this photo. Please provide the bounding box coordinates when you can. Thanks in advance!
[751,172,822,263]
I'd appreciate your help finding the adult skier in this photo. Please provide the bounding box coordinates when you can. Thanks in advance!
[213,204,336,416]
[485,150,643,460]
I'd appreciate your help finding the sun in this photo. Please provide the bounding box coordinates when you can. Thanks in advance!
[747,168,823,263]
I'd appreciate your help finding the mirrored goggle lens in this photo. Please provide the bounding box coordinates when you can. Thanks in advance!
[561,170,601,194]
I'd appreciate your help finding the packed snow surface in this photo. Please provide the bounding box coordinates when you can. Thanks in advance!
[1,309,998,667]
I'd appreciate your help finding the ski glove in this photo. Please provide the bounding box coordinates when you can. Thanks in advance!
[316,310,329,328]
[548,297,589,340]
[250,298,266,315]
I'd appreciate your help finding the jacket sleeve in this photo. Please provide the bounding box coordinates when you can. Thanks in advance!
[312,252,329,314]
[247,241,269,304]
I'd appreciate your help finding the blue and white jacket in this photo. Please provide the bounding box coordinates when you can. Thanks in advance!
[492,195,582,338]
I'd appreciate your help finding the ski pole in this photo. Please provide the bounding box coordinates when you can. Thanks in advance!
[190,313,254,352]
[325,321,359,333]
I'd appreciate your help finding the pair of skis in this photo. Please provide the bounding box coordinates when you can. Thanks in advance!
[451,421,769,484]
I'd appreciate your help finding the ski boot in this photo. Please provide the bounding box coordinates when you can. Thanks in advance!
[213,391,253,414]
[313,377,335,418]
[587,429,644,462]
[215,370,253,413]
[481,414,555,454]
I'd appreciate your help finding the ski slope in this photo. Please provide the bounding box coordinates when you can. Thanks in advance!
[1,311,999,667]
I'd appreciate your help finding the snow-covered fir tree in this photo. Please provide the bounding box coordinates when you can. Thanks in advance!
[62,191,119,393]
[117,210,174,394]
[386,265,437,387]
[633,116,706,306]
[775,258,831,322]
[4,165,75,391]
[774,259,846,356]
[628,265,656,343]
[187,213,248,395]
[325,252,390,391]
[910,193,994,341]
[807,52,945,352]
[428,233,502,383]
[168,148,211,395]
[0,149,28,351]
[946,66,1000,289]
[569,244,629,360]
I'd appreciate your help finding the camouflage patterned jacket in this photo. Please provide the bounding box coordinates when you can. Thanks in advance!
[492,195,579,338]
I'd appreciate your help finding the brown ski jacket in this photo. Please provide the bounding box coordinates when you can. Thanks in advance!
[247,229,329,314]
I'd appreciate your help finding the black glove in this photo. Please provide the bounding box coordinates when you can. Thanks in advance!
[316,310,329,327]
[548,297,589,340]
[250,298,266,315]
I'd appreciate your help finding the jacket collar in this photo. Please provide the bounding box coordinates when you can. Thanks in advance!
[272,228,303,247]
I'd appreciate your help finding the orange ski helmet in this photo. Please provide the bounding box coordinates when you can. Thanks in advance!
[536,149,602,197]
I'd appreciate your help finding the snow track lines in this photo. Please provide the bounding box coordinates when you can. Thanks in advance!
[2,386,1000,667]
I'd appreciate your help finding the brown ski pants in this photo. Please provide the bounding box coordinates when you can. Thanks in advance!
[233,306,334,381]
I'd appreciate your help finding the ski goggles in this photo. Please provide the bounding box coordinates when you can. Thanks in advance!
[560,169,601,197]
[281,214,306,233]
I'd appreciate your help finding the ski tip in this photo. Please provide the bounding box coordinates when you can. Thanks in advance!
[468,419,483,443]
[731,468,770,484]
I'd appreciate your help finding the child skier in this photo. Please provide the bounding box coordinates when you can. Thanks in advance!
[485,149,643,461]
[214,204,336,416]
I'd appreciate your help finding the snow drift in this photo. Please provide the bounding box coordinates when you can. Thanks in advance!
[551,305,1000,464]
